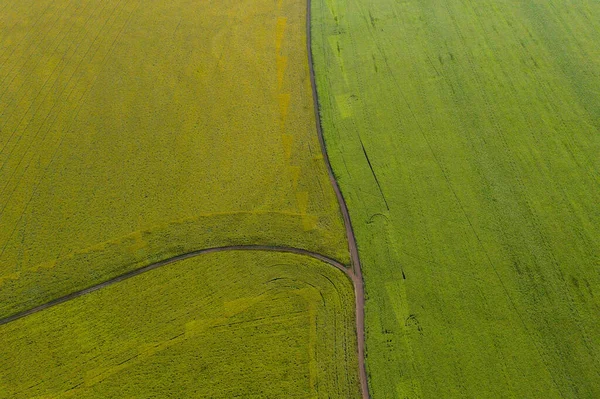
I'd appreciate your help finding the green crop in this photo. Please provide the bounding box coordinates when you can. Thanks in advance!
[312,0,600,397]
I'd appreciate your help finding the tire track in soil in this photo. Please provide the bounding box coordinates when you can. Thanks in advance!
[305,0,370,397]
[0,246,350,326]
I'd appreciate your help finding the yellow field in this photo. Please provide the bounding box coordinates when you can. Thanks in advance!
[0,251,361,398]
[0,0,347,317]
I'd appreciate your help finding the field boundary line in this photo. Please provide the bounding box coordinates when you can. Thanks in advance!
[305,0,370,397]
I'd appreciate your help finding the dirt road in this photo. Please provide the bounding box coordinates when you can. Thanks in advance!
[0,245,350,326]
[305,0,370,396]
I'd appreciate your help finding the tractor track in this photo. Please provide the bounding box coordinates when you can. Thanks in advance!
[0,245,350,326]
[306,0,370,396]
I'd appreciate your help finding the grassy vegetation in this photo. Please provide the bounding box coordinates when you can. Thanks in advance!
[312,0,600,397]
[0,251,360,398]
[0,0,348,318]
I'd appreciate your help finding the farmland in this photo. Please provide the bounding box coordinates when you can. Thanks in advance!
[0,251,361,398]
[0,0,366,396]
[3,0,598,395]
[312,0,600,397]
[0,0,348,318]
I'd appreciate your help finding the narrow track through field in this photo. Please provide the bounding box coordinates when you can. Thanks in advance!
[305,0,370,396]
[0,245,351,324]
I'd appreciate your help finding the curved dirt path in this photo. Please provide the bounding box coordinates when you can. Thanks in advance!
[0,246,350,326]
[305,0,370,397]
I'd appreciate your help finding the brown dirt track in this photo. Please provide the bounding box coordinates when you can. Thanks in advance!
[305,0,370,396]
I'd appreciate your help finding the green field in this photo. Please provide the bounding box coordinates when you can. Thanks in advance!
[0,251,360,398]
[312,0,600,397]
[3,0,598,396]
[0,0,348,318]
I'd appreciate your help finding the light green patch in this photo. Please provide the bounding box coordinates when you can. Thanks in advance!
[312,0,600,396]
